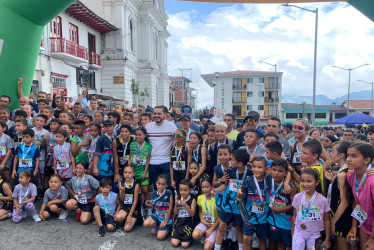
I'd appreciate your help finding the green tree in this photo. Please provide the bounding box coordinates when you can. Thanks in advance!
[130,79,149,106]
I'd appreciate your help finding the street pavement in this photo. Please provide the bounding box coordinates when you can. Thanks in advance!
[1,201,203,250]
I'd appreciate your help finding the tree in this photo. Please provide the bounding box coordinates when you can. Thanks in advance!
[130,79,150,106]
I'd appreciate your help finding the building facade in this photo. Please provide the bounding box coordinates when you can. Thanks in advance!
[201,71,282,121]
[169,76,196,109]
[33,0,169,107]
[342,100,374,115]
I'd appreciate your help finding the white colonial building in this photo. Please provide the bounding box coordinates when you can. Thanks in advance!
[33,0,169,107]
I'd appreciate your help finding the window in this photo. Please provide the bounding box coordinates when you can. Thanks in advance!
[52,77,66,88]
[130,20,134,52]
[247,78,253,84]
[233,105,242,116]
[232,92,242,103]
[267,105,278,116]
[258,91,264,97]
[50,16,62,37]
[335,112,346,119]
[174,80,183,86]
[232,78,241,89]
[258,105,264,111]
[247,91,253,97]
[247,105,252,111]
[268,77,278,89]
[286,113,298,119]
[77,69,96,89]
[259,78,265,83]
[299,113,304,118]
[69,23,79,44]
[315,113,326,119]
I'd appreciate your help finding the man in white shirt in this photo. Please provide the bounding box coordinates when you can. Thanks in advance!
[145,106,177,188]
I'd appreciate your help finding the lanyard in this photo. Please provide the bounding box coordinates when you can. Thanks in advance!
[271,178,283,204]
[136,141,145,155]
[253,175,266,202]
[120,137,129,156]
[105,133,113,142]
[57,142,66,161]
[90,136,98,156]
[103,193,111,214]
[20,188,29,203]
[152,189,166,203]
[221,164,226,176]
[0,134,5,145]
[354,164,372,202]
[174,146,183,162]
[181,195,191,202]
[236,168,247,184]
[204,194,213,215]
[301,191,318,220]
[49,132,56,146]
[21,143,32,160]
[192,145,200,162]
[125,179,134,189]
[77,174,85,195]
[337,164,347,175]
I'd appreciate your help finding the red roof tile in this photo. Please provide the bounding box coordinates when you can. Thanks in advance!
[344,100,374,108]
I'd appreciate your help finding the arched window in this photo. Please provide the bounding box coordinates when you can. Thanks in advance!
[130,20,134,52]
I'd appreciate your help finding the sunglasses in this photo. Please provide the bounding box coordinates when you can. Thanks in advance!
[182,109,191,113]
[173,133,184,138]
[293,125,305,131]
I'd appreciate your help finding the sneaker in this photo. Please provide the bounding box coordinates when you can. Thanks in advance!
[22,211,28,218]
[151,224,159,235]
[33,214,41,222]
[76,209,82,222]
[252,233,259,249]
[58,210,68,220]
[8,212,12,218]
[98,226,105,237]
[222,239,228,250]
[231,240,239,250]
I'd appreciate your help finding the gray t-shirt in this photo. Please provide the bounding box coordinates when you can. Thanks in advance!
[66,174,99,200]
[95,191,118,216]
[0,134,14,167]
[43,186,69,204]
[12,183,38,202]
[32,128,49,161]
[239,145,266,158]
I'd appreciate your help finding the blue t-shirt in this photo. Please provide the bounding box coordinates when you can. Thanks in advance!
[15,143,40,173]
[267,175,293,230]
[241,174,269,224]
[151,189,173,224]
[221,167,253,214]
[94,135,114,176]
[96,191,118,216]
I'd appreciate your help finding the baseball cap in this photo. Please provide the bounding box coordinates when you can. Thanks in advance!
[102,119,114,126]
[244,111,260,123]
[283,123,292,129]
[208,117,220,124]
[180,114,191,121]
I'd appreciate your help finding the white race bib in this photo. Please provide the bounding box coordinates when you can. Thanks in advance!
[251,202,266,214]
[172,161,186,171]
[77,194,87,204]
[156,209,167,219]
[19,158,32,169]
[351,205,367,227]
[229,179,239,192]
[123,194,133,204]
[57,160,69,170]
[203,213,215,224]
[178,208,190,218]
[298,205,322,221]
[0,146,6,156]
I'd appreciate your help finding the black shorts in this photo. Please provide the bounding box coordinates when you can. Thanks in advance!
[173,170,186,191]
[1,203,13,212]
[44,203,65,216]
[77,202,95,213]
[171,218,193,242]
[121,204,140,219]
[45,165,54,177]
[100,209,115,226]
[331,207,352,238]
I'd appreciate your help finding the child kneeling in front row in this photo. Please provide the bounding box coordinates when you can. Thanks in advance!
[94,178,120,237]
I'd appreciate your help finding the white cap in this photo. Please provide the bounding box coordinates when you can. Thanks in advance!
[209,117,220,124]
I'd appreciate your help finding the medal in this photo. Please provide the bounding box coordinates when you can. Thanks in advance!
[300,223,307,230]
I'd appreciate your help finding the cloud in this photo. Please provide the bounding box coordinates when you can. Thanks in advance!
[166,2,374,109]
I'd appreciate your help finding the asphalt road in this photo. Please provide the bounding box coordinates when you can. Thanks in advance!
[0,201,203,250]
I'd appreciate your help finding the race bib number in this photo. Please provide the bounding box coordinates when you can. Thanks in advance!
[251,202,266,214]
[156,209,167,219]
[57,160,69,170]
[203,213,215,224]
[120,155,129,165]
[298,205,322,221]
[0,146,6,156]
[173,161,186,171]
[229,179,239,192]
[123,194,133,204]
[19,158,32,169]
[178,208,190,218]
[351,205,367,227]
[133,157,146,165]
[77,194,87,204]
[293,156,301,164]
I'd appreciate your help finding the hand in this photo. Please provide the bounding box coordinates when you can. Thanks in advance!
[46,201,53,207]
[321,239,331,250]
[159,221,167,228]
[11,171,16,179]
[366,168,374,176]
[114,173,121,182]
[125,215,132,226]
[16,207,20,215]
[39,212,45,220]
[185,142,191,152]
[283,183,291,194]
[18,76,25,85]
[93,168,99,176]
[271,204,281,213]
[331,221,336,236]
[365,237,374,249]
[211,189,217,197]
[0,163,5,170]
[347,227,358,243]
[142,172,147,180]
[79,140,90,147]
[171,180,176,190]
[190,177,196,186]
[221,173,229,183]
[205,228,213,238]
[180,199,187,207]
[33,170,38,177]
[324,170,334,182]
[201,218,209,227]
[145,200,153,208]
[237,188,243,199]
[118,181,125,191]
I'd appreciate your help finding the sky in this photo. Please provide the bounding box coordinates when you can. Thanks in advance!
[164,0,374,109]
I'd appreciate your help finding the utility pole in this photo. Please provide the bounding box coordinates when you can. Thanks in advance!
[178,68,192,107]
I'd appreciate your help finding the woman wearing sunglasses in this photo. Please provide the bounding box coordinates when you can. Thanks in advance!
[322,135,338,156]
[290,119,310,174]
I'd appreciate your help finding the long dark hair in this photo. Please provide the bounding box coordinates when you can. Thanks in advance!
[135,127,149,142]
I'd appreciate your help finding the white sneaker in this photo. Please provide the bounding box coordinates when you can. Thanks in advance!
[58,210,68,220]
[252,232,259,248]
[22,211,28,218]
[33,214,41,222]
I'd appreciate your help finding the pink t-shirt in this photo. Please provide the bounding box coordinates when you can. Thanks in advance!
[292,192,330,233]
[347,172,374,234]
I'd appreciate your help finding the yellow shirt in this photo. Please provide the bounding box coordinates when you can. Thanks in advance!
[226,129,239,140]
[197,194,218,223]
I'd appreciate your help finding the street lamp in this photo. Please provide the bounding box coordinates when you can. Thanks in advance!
[332,63,369,115]
[212,72,219,111]
[283,3,318,127]
[358,80,374,116]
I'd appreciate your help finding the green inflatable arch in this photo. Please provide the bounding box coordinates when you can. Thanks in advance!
[0,0,76,110]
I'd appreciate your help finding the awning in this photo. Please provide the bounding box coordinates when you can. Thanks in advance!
[65,1,118,33]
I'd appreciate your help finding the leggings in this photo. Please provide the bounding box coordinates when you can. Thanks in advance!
[292,227,320,250]
[12,202,37,223]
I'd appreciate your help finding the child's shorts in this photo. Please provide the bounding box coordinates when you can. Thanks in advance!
[44,203,65,216]
[171,219,193,242]
[135,177,149,186]
[100,209,115,226]
[195,222,218,244]
[38,160,45,174]
[268,224,292,246]
[243,222,268,239]
[78,202,95,213]
[218,209,243,226]
[121,205,140,219]
[151,214,172,231]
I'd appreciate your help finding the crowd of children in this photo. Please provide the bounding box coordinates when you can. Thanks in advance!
[1,99,374,250]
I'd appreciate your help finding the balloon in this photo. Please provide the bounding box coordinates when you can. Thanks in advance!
[0,0,76,110]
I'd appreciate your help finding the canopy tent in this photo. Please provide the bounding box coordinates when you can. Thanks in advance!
[334,113,374,127]
[179,0,374,22]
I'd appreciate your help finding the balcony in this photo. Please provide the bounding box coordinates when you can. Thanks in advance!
[264,97,279,103]
[88,52,101,68]
[50,37,88,63]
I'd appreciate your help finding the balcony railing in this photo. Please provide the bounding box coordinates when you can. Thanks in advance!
[50,37,88,60]
[264,97,279,103]
[89,52,101,66]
